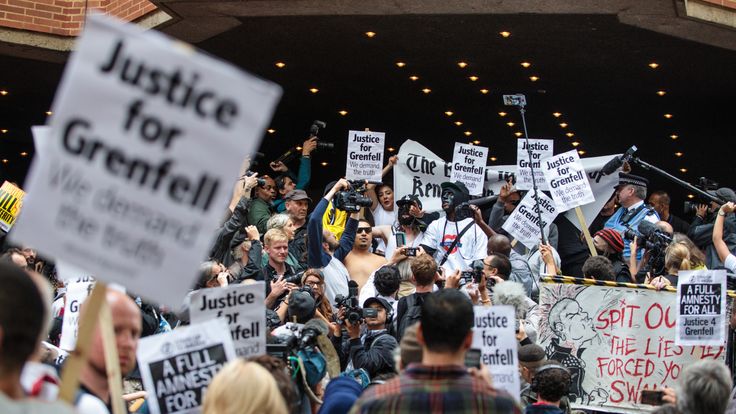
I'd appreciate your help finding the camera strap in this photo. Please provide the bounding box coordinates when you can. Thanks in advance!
[439,220,475,267]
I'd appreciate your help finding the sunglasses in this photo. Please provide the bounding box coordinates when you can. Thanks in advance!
[356,227,372,234]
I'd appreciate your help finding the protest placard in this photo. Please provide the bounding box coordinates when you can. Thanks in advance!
[450,143,488,196]
[10,16,281,308]
[0,181,25,232]
[345,130,385,182]
[138,318,236,414]
[538,281,728,413]
[516,139,553,191]
[541,149,595,211]
[676,269,727,346]
[502,191,558,249]
[59,275,95,351]
[472,305,520,401]
[189,282,266,358]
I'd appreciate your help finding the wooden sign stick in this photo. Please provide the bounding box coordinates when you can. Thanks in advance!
[59,281,107,403]
[575,206,598,257]
[99,301,127,414]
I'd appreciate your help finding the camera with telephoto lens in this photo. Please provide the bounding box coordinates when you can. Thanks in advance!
[333,180,373,213]
[282,273,303,286]
[309,120,335,150]
[334,282,376,323]
[245,170,266,187]
[623,221,672,276]
[683,177,719,214]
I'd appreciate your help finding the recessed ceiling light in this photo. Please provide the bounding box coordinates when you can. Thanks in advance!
[296,146,303,151]
[321,162,328,166]
[506,122,515,127]
[1,159,7,164]
[480,88,490,94]
[515,131,523,137]
[464,131,472,136]
[529,76,539,82]
[267,129,276,134]
[664,113,673,119]
[457,61,468,68]
[454,121,463,126]
[656,90,666,96]
[472,140,481,145]
[339,110,348,116]
[578,150,586,155]
[675,151,683,157]
[500,31,511,38]
[687,194,695,199]
[445,111,454,116]
[20,152,27,157]
[521,62,531,68]
[1,129,7,134]
[490,156,497,162]
[365,31,376,38]
[275,62,286,68]
[670,134,678,139]
[680,168,688,173]
[648,62,659,69]
[498,112,507,117]
[387,147,395,152]
[422,88,431,94]
[309,87,319,93]
[396,62,406,68]
[469,75,478,81]
[559,123,568,128]
[571,141,580,147]
[45,111,53,116]
[409,75,419,81]
[552,112,562,118]
[0,90,7,96]
[566,132,574,137]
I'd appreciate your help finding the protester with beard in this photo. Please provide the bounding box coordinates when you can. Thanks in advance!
[247,175,277,234]
[372,194,426,260]
[345,220,388,291]
[420,181,488,272]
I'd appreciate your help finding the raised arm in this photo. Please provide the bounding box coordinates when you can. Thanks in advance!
[714,203,735,263]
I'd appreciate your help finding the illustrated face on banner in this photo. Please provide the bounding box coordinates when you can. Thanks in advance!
[549,298,596,346]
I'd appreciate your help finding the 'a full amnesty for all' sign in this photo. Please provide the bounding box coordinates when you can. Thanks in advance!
[346,130,385,182]
[541,150,595,211]
[516,139,553,191]
[189,282,266,358]
[676,270,727,346]
[0,181,25,232]
[138,318,236,414]
[451,143,488,196]
[502,191,558,249]
[10,16,281,307]
[472,305,520,401]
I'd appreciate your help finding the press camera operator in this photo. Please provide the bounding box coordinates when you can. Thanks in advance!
[688,187,736,268]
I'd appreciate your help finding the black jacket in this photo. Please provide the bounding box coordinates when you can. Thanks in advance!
[209,196,251,266]
[332,329,398,379]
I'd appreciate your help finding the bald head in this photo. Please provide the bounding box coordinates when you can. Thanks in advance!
[488,234,512,257]
[85,289,142,376]
[656,220,674,236]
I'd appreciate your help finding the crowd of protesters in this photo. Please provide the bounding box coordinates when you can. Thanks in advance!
[2,133,736,414]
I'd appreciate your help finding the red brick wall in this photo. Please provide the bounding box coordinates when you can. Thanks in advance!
[0,0,158,37]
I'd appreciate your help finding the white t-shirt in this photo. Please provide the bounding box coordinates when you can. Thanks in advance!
[0,393,76,414]
[423,217,488,272]
[725,254,736,273]
[372,205,396,253]
[323,257,350,311]
[384,229,425,261]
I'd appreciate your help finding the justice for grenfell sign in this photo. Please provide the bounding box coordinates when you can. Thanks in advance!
[516,139,553,191]
[345,130,385,182]
[11,16,282,307]
[541,150,595,211]
[451,143,488,196]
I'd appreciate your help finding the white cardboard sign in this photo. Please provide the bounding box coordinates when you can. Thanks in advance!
[59,276,95,351]
[676,269,727,346]
[502,191,558,249]
[10,16,281,307]
[472,305,520,402]
[138,318,236,414]
[345,130,385,182]
[451,143,488,196]
[189,282,266,358]
[516,138,553,191]
[541,150,595,211]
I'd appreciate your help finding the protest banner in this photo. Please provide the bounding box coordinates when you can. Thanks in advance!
[189,282,266,358]
[517,138,553,191]
[394,140,617,232]
[538,281,728,413]
[10,16,281,308]
[450,142,488,196]
[0,181,25,232]
[59,275,96,351]
[502,191,558,250]
[541,149,595,211]
[138,318,236,414]
[472,305,520,402]
[676,269,727,346]
[345,130,385,182]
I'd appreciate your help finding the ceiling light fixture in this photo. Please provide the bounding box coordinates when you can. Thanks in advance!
[553,112,562,118]
[664,113,673,119]
[506,122,515,127]
[275,62,286,68]
[339,110,348,116]
[457,61,468,68]
[267,129,276,134]
[480,88,490,94]
[396,62,406,68]
[648,62,659,69]
[566,132,574,137]
[515,132,523,137]
[559,123,568,128]
[464,131,472,136]
[490,156,497,162]
[0,90,7,96]
[578,150,586,155]
[500,31,511,37]
[409,75,419,81]
[309,88,319,93]
[472,140,481,145]
[1,159,7,164]
[670,134,678,139]
[1,129,7,134]
[469,75,478,81]
[675,152,683,157]
[521,62,531,68]
[20,152,27,157]
[321,162,328,166]
[498,112,507,117]
[46,111,53,116]
[571,141,580,147]
[454,121,463,126]
[656,90,666,96]
[387,147,395,152]
[680,168,688,173]
[688,194,695,199]
[529,76,539,82]
[422,88,431,94]
[445,111,454,116]
[365,31,376,38]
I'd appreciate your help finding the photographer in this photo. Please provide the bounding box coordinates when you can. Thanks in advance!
[688,187,736,268]
[331,297,398,379]
[713,202,736,273]
[272,137,317,214]
[247,174,278,234]
[208,171,259,266]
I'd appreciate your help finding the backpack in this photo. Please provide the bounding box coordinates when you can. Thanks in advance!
[397,294,424,341]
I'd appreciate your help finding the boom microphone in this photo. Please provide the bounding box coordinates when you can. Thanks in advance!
[601,145,638,176]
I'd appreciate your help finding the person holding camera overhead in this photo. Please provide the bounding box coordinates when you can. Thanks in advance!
[331,296,398,380]
[688,187,736,268]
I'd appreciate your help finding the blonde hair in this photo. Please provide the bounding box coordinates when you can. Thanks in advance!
[264,228,289,247]
[203,360,288,414]
[665,242,692,274]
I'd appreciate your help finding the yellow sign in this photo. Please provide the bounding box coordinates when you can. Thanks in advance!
[0,181,25,232]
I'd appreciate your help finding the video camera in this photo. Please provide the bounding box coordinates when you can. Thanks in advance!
[623,221,672,276]
[460,260,494,290]
[272,120,335,165]
[333,180,373,213]
[334,281,377,323]
[683,177,719,214]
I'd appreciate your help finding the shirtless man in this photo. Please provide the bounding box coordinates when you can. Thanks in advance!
[345,219,387,290]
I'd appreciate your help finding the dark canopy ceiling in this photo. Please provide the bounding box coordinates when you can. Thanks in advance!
[1,12,734,208]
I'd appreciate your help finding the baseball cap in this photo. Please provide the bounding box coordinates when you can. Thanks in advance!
[363,297,393,313]
[708,187,736,204]
[288,290,316,323]
[396,194,422,209]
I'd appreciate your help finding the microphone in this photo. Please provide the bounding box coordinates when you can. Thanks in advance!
[300,318,329,348]
[637,220,657,237]
[467,195,499,206]
[600,146,638,176]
